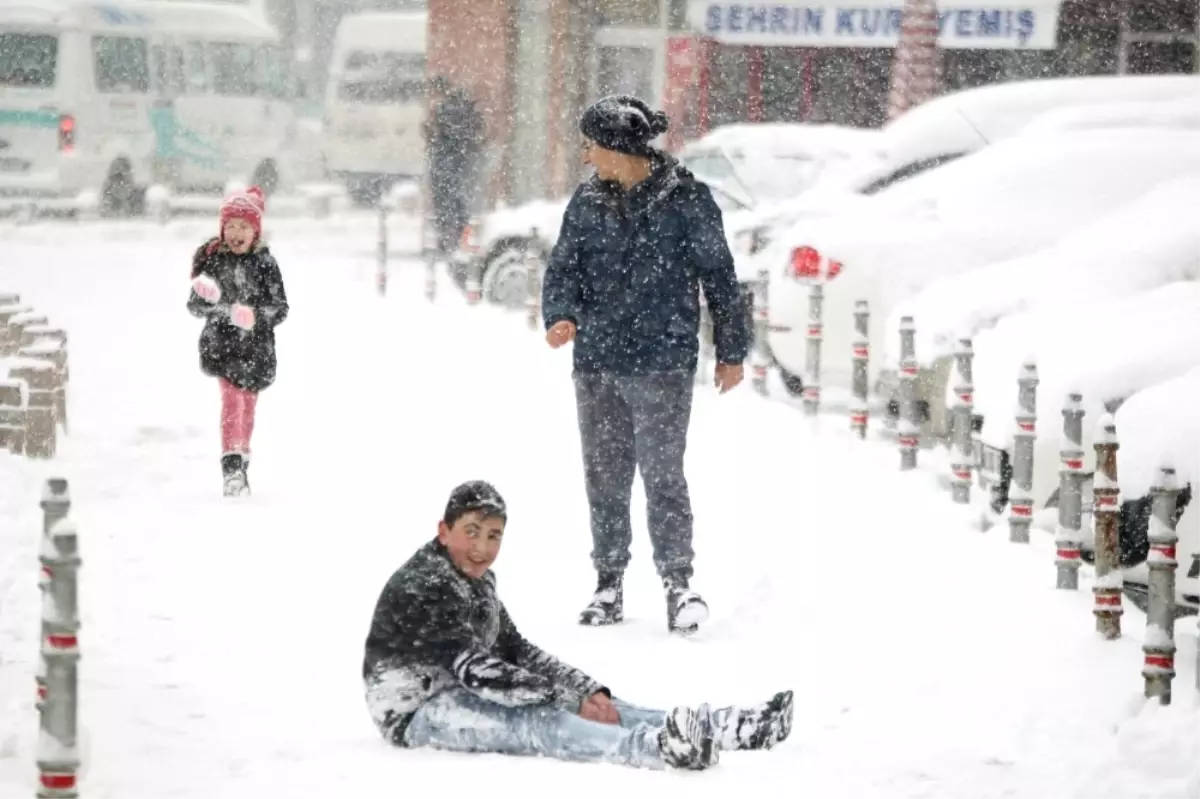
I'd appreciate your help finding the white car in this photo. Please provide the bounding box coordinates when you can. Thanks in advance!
[757,127,1200,412]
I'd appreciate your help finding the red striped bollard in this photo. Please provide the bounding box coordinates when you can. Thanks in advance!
[1092,415,1123,639]
[525,230,541,332]
[1055,392,1085,590]
[850,301,869,438]
[37,478,70,712]
[802,284,823,416]
[696,290,713,385]
[1007,362,1039,543]
[751,269,770,396]
[1143,464,1180,703]
[949,339,974,503]
[37,478,81,798]
[897,316,919,470]
[375,204,388,297]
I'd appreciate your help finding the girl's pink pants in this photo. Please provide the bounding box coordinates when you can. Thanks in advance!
[219,378,258,457]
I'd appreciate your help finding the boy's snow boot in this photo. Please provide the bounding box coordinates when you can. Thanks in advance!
[579,571,623,626]
[221,454,248,497]
[715,690,795,751]
[659,704,720,770]
[664,574,708,635]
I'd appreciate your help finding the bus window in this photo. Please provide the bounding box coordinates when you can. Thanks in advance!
[184,41,208,94]
[0,33,58,88]
[209,42,258,97]
[337,51,425,104]
[92,36,150,93]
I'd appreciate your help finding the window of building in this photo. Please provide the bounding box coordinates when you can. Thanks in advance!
[595,0,660,27]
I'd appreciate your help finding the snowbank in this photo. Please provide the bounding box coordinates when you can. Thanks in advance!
[972,281,1200,452]
[889,173,1200,368]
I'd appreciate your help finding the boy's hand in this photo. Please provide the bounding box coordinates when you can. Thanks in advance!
[579,692,619,725]
[192,275,221,303]
[714,362,744,394]
[230,304,256,331]
[545,320,577,349]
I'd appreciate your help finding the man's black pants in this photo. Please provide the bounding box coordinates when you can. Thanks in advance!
[573,370,695,580]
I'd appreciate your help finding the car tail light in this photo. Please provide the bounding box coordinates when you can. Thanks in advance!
[58,114,75,153]
[790,246,821,279]
[827,259,843,280]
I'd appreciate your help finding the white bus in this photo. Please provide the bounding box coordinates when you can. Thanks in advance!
[0,0,296,216]
[322,11,426,206]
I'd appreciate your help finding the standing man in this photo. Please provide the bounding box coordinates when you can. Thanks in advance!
[424,76,486,254]
[541,95,749,636]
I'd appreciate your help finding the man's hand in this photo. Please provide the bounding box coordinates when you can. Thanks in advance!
[578,692,620,725]
[545,320,577,349]
[714,362,744,394]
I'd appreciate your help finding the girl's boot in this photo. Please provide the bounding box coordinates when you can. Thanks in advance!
[221,454,249,497]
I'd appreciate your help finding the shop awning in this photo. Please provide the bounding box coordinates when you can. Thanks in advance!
[686,0,1065,49]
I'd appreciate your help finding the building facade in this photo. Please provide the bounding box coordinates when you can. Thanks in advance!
[427,0,1199,208]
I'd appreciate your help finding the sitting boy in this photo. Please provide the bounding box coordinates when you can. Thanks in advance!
[362,480,793,771]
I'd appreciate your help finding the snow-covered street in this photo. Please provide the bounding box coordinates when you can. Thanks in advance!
[1,216,1197,799]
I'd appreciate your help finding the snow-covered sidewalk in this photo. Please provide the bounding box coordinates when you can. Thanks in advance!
[0,219,1197,799]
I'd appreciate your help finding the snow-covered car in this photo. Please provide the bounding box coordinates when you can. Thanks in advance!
[467,122,885,307]
[755,127,1200,414]
[726,74,1200,273]
[970,280,1200,516]
[1109,366,1200,612]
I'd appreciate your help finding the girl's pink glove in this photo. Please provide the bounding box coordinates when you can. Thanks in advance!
[230,304,255,331]
[192,275,221,303]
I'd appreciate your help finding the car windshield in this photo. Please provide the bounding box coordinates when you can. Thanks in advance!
[682,147,826,206]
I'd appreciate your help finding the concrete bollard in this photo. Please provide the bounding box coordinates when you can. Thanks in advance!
[37,477,81,798]
[1092,415,1123,639]
[1143,465,1180,703]
[750,270,770,396]
[8,361,57,458]
[0,379,26,454]
[375,205,388,297]
[525,230,541,332]
[950,339,974,503]
[422,220,438,303]
[1055,392,1085,590]
[1007,362,1039,543]
[850,301,869,438]
[802,284,823,416]
[897,316,920,470]
[696,290,714,385]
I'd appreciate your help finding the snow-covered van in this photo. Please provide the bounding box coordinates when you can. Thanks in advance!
[322,11,427,205]
[0,0,295,216]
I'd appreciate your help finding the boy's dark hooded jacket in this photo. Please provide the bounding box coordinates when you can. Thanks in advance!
[363,539,607,746]
[187,238,289,392]
[541,153,749,375]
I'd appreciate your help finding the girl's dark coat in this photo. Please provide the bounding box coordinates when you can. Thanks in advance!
[187,238,289,392]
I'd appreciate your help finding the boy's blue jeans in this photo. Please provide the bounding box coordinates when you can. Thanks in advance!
[403,687,669,770]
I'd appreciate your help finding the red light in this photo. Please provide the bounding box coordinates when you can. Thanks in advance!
[58,114,75,153]
[827,259,843,280]
[790,246,820,279]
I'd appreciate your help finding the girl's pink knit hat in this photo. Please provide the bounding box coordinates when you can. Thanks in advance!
[219,186,266,239]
